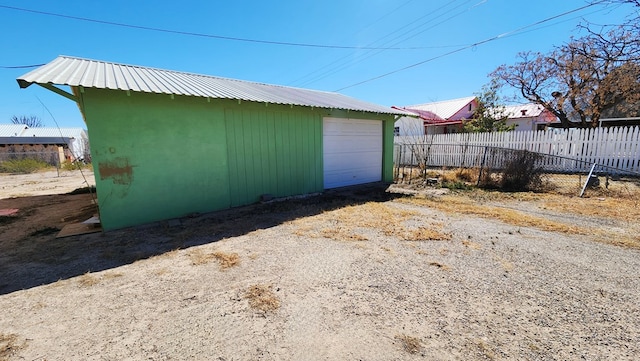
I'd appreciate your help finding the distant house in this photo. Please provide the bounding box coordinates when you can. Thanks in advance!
[503,104,557,131]
[395,97,559,135]
[0,124,89,165]
[394,96,477,135]
[17,55,406,230]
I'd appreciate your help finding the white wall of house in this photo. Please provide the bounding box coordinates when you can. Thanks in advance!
[394,116,424,136]
[506,117,552,131]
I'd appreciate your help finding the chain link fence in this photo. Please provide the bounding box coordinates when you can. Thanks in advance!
[394,143,640,196]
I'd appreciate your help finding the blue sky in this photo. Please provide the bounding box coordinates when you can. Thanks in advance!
[0,0,636,128]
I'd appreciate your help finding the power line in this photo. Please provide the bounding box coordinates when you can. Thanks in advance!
[0,4,443,51]
[0,64,45,69]
[290,0,474,87]
[334,2,604,91]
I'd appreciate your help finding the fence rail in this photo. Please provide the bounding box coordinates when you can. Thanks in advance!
[395,126,640,174]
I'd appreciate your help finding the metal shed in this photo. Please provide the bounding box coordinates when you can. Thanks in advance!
[18,56,407,230]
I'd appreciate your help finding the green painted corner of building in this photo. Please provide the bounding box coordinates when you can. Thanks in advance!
[75,88,396,231]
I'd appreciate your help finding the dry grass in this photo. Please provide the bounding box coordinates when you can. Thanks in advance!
[212,251,240,269]
[469,186,640,223]
[462,240,482,249]
[402,225,451,241]
[311,202,415,232]
[77,272,100,287]
[395,334,423,354]
[320,227,368,241]
[188,248,213,265]
[541,194,640,223]
[494,255,515,272]
[441,167,480,183]
[188,249,240,270]
[0,333,25,360]
[401,195,585,235]
[400,188,640,249]
[476,339,497,360]
[244,284,280,312]
[292,201,451,243]
[103,272,124,280]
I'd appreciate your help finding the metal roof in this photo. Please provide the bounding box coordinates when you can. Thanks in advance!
[20,127,86,139]
[403,96,477,120]
[0,124,29,137]
[18,56,406,116]
[0,136,71,145]
[503,103,546,119]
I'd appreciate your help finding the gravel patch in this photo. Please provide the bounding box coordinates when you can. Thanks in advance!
[1,182,639,360]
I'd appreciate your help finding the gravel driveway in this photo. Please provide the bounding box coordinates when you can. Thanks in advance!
[1,180,638,360]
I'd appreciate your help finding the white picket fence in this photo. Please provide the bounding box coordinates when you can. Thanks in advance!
[394,126,640,174]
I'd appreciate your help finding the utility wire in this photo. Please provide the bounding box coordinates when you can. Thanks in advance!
[334,2,603,91]
[290,0,473,87]
[0,4,442,51]
[35,96,97,206]
[0,64,45,69]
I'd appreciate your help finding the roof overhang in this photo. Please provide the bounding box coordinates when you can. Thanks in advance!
[18,55,408,117]
[424,120,463,127]
[0,136,72,145]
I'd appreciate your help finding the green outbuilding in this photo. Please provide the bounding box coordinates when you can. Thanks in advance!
[18,56,407,230]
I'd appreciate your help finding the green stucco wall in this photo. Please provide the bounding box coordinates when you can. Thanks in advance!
[77,88,395,230]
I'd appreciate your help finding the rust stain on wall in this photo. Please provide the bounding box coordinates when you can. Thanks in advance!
[99,157,133,185]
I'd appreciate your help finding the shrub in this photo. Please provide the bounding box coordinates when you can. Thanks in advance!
[499,150,545,191]
[478,149,546,192]
[60,160,92,171]
[442,180,473,191]
[0,158,50,174]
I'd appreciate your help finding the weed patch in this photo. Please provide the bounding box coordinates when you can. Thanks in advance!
[212,251,240,269]
[402,226,451,241]
[245,284,280,312]
[78,272,100,287]
[401,196,584,235]
[292,202,449,243]
[60,161,92,172]
[0,158,50,174]
[188,249,240,270]
[188,248,214,265]
[0,333,26,360]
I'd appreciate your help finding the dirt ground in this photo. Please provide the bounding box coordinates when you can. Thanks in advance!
[1,171,639,360]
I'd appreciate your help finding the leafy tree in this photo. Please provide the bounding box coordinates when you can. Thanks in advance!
[10,115,43,128]
[462,81,516,133]
[492,25,640,128]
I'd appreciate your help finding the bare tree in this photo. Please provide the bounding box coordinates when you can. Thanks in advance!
[10,115,43,128]
[492,26,640,128]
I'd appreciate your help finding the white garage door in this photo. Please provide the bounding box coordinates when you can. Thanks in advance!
[323,117,382,189]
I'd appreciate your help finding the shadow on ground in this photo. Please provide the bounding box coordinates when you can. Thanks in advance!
[0,183,401,295]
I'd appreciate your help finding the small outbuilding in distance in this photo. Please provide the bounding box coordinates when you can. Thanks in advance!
[17,56,407,230]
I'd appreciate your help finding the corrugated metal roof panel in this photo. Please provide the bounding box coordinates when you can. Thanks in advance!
[404,96,477,120]
[18,56,406,116]
[0,124,28,137]
[0,136,71,145]
[504,103,545,119]
[19,127,87,139]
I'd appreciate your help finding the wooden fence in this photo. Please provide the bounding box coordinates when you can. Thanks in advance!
[394,126,640,174]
